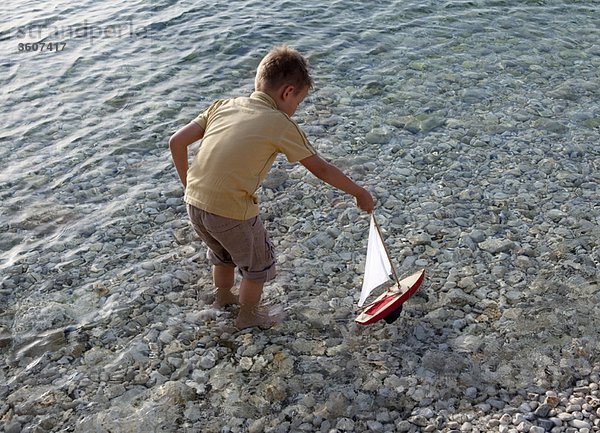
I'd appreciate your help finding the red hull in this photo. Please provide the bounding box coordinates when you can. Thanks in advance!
[355,269,425,325]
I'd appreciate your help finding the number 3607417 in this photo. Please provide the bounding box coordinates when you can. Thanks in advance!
[18,42,66,52]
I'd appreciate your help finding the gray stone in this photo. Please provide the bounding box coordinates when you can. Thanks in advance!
[395,420,412,432]
[569,419,591,429]
[534,403,552,418]
[365,128,392,144]
[4,421,22,433]
[479,239,515,254]
[335,417,355,431]
[537,419,556,431]
[263,169,289,189]
[366,420,384,432]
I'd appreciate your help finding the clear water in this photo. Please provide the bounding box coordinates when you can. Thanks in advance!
[2,1,596,266]
[1,0,599,428]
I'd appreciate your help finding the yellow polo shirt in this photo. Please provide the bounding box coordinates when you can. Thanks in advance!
[185,91,316,220]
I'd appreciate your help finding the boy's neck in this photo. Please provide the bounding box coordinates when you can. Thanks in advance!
[255,87,278,101]
[255,84,308,117]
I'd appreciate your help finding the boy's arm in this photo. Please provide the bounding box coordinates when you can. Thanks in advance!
[168,122,204,188]
[300,154,374,213]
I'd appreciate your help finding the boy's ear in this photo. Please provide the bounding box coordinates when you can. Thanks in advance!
[281,84,296,100]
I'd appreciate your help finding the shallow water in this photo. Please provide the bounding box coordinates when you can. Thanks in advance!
[1,0,599,430]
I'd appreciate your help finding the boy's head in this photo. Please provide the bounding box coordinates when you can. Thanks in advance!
[255,46,313,115]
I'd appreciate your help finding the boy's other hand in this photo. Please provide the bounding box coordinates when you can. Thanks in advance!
[169,122,205,188]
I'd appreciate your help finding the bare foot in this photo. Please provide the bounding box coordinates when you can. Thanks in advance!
[213,288,239,309]
[234,304,286,330]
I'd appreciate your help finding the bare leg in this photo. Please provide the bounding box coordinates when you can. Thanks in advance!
[235,278,284,329]
[212,265,238,308]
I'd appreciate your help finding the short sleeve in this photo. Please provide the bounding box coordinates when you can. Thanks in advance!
[192,99,226,131]
[278,122,317,163]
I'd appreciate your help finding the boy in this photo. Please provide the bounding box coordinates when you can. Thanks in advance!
[169,45,373,329]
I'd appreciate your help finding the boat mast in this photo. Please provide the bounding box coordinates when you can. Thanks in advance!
[371,214,401,289]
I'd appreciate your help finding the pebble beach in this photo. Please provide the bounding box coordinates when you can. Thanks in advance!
[1,0,599,432]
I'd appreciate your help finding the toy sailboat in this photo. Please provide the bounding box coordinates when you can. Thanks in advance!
[355,214,425,325]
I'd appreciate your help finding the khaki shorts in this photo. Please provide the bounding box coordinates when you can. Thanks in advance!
[187,204,276,282]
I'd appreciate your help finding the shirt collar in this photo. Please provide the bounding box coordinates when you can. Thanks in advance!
[251,91,278,110]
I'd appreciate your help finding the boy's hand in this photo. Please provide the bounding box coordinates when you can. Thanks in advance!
[169,122,204,187]
[356,188,375,213]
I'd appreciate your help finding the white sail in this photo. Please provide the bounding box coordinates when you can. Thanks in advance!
[358,215,393,306]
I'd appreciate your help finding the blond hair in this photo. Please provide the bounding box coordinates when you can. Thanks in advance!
[255,45,313,94]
